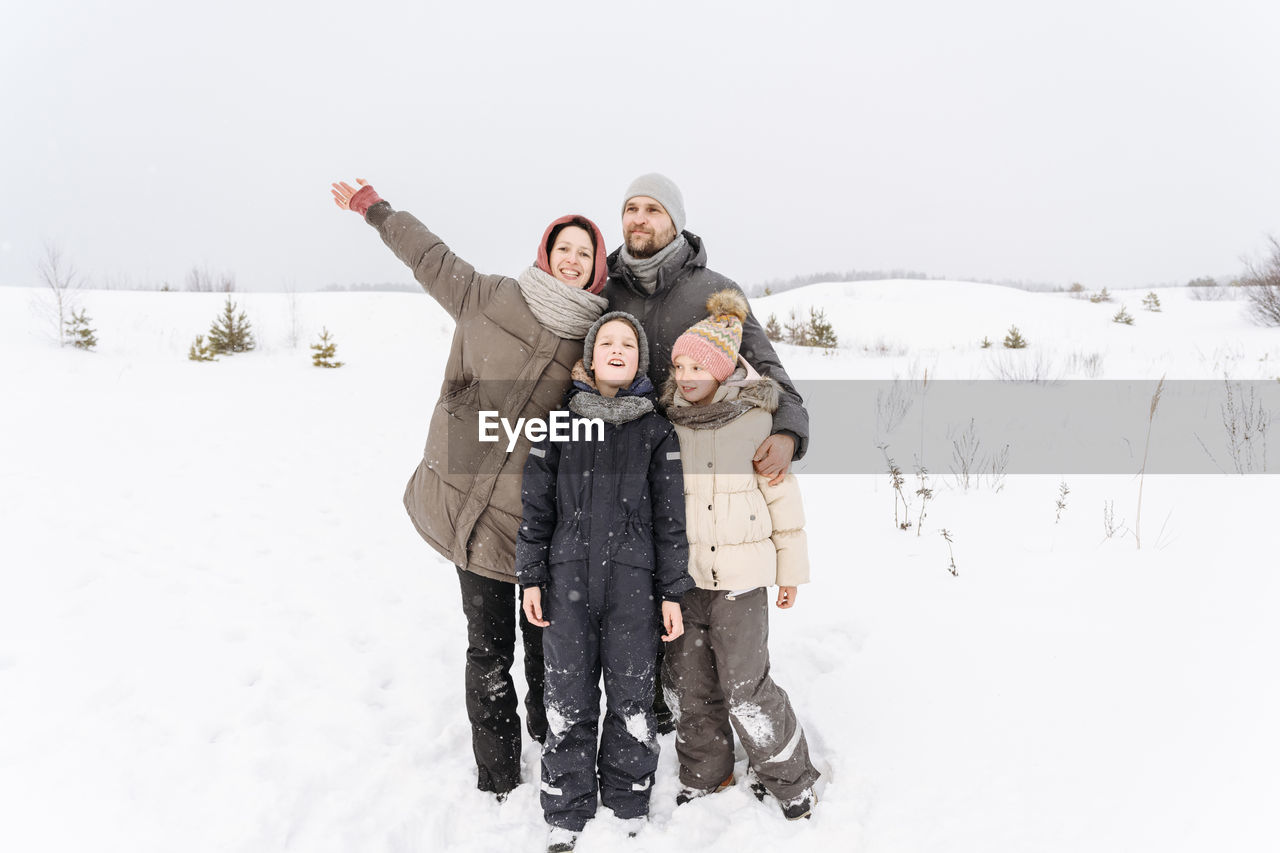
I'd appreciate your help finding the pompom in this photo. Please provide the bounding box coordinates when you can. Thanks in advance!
[705,289,749,323]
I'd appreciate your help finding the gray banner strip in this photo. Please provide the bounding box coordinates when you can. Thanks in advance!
[793,379,1277,475]
[440,379,1278,475]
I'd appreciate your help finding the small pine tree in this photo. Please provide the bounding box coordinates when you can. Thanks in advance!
[1112,306,1134,325]
[65,309,97,350]
[311,327,344,368]
[1142,291,1162,312]
[207,296,256,354]
[765,313,783,342]
[763,286,773,296]
[784,308,810,346]
[1003,325,1028,349]
[188,334,216,361]
[806,307,838,348]
[1068,282,1086,295]
[980,336,993,349]
[1089,287,1113,304]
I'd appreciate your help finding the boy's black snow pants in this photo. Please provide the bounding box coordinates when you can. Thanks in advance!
[456,566,547,794]
[540,558,661,831]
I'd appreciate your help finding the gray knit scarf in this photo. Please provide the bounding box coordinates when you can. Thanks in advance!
[568,391,654,425]
[567,361,656,424]
[620,234,689,295]
[516,266,609,339]
[664,397,754,430]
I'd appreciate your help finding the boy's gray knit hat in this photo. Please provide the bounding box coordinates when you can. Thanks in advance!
[622,173,686,234]
[583,310,650,381]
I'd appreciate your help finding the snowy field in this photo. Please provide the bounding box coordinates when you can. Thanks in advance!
[1,282,1277,853]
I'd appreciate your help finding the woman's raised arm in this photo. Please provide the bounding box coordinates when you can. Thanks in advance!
[330,177,487,320]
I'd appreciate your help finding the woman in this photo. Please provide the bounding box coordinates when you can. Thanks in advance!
[331,178,610,799]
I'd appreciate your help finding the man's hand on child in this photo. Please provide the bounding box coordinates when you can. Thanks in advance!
[522,587,551,628]
[776,586,798,609]
[753,433,796,485]
[661,601,684,641]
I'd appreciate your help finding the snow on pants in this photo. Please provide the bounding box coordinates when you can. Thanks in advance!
[456,566,547,794]
[540,558,661,831]
[663,587,820,801]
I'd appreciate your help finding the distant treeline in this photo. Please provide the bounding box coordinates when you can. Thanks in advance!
[746,269,932,297]
[320,282,420,293]
[745,270,1124,296]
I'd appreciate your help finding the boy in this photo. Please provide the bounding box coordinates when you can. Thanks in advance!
[518,311,693,852]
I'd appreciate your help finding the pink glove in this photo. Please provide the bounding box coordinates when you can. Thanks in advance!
[348,184,384,217]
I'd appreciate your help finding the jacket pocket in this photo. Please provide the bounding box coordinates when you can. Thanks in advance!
[549,513,589,565]
[612,514,654,570]
[440,378,479,415]
[612,546,654,570]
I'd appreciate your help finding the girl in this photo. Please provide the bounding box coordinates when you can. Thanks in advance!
[659,290,821,820]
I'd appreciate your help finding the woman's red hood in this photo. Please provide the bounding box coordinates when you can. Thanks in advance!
[536,214,609,294]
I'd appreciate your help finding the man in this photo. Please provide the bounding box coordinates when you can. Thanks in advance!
[605,174,811,740]
[604,173,809,481]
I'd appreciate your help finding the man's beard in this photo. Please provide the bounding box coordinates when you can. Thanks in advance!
[626,227,676,259]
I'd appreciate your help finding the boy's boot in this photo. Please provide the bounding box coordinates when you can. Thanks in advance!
[546,827,578,852]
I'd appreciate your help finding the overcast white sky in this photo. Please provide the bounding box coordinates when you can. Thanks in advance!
[3,0,1278,292]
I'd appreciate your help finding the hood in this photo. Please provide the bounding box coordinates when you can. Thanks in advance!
[536,214,609,294]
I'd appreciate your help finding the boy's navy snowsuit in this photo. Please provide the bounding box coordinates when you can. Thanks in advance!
[517,371,693,832]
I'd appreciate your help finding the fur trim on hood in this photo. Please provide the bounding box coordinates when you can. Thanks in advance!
[571,359,595,388]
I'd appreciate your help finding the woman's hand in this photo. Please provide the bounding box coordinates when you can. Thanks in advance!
[776,586,798,609]
[331,178,384,217]
[661,600,684,641]
[523,587,550,628]
[330,178,369,211]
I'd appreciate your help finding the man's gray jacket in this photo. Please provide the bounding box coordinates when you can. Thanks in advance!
[604,231,809,459]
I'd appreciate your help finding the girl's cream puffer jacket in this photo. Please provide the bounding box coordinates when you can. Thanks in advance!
[661,362,809,591]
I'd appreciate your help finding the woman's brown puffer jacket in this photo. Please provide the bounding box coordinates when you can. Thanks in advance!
[367,203,605,582]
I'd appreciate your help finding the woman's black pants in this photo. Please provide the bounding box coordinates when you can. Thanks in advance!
[456,567,547,793]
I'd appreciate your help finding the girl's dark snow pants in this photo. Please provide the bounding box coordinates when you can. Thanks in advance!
[456,566,547,794]
[539,557,661,831]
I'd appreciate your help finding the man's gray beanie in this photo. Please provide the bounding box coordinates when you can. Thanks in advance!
[622,173,686,234]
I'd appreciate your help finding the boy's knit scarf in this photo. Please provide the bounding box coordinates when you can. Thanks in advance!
[567,361,655,424]
[517,266,609,339]
[660,366,781,431]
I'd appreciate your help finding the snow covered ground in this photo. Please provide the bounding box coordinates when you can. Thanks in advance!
[1,282,1277,853]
